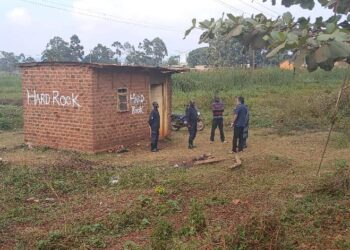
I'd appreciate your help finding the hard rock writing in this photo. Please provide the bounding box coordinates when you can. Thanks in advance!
[26,89,81,107]
[130,93,145,114]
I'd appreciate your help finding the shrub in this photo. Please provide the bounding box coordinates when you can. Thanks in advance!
[151,219,174,250]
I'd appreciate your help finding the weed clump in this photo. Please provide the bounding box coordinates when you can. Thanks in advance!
[180,199,206,236]
[225,214,286,249]
[151,219,174,250]
[316,161,350,196]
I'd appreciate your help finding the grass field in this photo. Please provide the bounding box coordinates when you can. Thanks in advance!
[0,69,350,249]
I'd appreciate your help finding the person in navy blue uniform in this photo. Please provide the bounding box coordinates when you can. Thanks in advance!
[185,100,198,149]
[242,106,250,148]
[231,96,248,153]
[149,101,160,152]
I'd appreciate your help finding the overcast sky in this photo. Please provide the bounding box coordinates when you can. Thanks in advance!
[1,0,336,60]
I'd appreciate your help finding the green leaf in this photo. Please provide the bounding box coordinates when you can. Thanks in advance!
[293,49,307,68]
[183,19,196,39]
[282,12,293,23]
[225,25,243,39]
[300,0,315,10]
[332,30,349,42]
[305,53,318,72]
[317,33,333,42]
[325,22,336,34]
[263,35,270,41]
[270,31,286,42]
[314,45,331,63]
[266,41,286,58]
[314,17,323,29]
[227,13,236,21]
[286,32,299,45]
[328,41,350,58]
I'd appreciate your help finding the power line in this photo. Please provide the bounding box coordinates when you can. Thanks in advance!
[252,0,281,16]
[235,0,278,18]
[19,0,183,33]
[212,0,248,16]
[42,0,179,30]
[213,0,277,18]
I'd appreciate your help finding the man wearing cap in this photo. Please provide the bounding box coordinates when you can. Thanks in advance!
[149,101,160,152]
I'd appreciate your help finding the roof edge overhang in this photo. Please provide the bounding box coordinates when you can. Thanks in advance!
[19,61,188,74]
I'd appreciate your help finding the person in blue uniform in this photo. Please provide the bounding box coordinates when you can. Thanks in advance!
[185,100,198,149]
[149,101,160,152]
[231,96,248,153]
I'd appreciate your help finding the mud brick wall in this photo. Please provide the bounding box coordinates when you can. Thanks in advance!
[92,69,151,152]
[21,65,95,152]
[21,64,173,153]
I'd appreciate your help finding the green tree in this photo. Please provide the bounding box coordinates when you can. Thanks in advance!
[41,36,73,62]
[84,43,115,64]
[69,34,84,62]
[187,47,213,67]
[124,38,168,66]
[185,0,350,71]
[151,37,168,66]
[166,55,180,66]
[23,56,36,63]
[111,41,124,64]
[0,51,19,72]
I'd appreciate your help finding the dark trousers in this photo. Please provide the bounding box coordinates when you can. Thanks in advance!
[188,124,197,146]
[151,130,159,150]
[232,126,244,152]
[210,117,225,142]
[242,127,249,148]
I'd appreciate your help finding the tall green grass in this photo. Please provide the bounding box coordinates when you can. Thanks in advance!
[172,68,350,133]
[0,72,22,103]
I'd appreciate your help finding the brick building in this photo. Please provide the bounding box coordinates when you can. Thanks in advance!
[20,62,182,152]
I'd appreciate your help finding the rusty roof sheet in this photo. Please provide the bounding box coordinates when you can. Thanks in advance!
[19,61,188,74]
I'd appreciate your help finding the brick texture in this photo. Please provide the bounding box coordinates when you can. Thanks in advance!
[20,64,173,153]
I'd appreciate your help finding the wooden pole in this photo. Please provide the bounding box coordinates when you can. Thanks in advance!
[316,74,349,176]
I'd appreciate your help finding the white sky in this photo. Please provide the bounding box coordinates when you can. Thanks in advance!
[1,0,336,61]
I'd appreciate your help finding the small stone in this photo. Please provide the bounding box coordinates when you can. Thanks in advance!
[110,176,119,185]
[232,199,241,205]
[27,197,40,203]
[45,198,55,202]
[293,194,304,199]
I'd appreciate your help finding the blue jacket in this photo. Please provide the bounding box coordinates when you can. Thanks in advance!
[149,109,160,130]
[185,105,198,125]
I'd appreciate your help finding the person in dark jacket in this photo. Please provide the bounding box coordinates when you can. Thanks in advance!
[149,101,160,152]
[185,100,198,149]
[210,96,225,143]
[231,96,248,153]
[242,106,249,148]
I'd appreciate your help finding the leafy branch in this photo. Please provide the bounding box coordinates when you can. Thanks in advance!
[184,0,350,71]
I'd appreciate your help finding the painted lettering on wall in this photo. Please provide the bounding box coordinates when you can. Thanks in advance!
[26,89,81,107]
[130,93,145,114]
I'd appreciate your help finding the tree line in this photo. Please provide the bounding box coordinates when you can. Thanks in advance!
[186,35,291,68]
[41,35,170,66]
[1,33,292,73]
[0,34,179,72]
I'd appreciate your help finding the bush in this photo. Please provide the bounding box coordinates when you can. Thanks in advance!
[0,105,22,130]
[315,161,350,196]
[225,214,286,249]
[151,219,174,250]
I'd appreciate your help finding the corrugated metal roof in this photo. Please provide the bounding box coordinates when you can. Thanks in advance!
[19,61,188,74]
